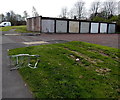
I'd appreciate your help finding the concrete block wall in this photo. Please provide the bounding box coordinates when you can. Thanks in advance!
[27,16,41,32]
[27,18,32,31]
[35,16,41,32]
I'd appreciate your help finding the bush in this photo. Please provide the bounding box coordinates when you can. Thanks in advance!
[11,21,26,26]
[92,15,120,33]
[92,16,106,22]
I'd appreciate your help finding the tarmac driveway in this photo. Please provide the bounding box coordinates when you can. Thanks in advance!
[4,33,119,48]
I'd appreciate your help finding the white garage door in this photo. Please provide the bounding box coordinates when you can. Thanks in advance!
[42,19,55,33]
[91,23,99,33]
[80,22,90,33]
[108,24,115,33]
[69,21,79,33]
[56,20,67,33]
[100,23,107,33]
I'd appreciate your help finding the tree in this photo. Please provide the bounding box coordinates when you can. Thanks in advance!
[16,14,22,21]
[4,11,26,25]
[6,12,11,21]
[32,6,39,17]
[23,11,29,21]
[74,0,85,19]
[118,1,120,15]
[6,11,17,25]
[0,14,5,22]
[90,1,101,19]
[60,7,68,18]
[102,0,117,19]
[68,8,74,19]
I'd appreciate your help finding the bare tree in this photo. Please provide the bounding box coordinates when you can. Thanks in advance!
[23,11,29,21]
[23,11,29,18]
[7,11,16,22]
[68,8,74,19]
[102,0,117,19]
[16,14,22,21]
[32,6,39,17]
[60,7,68,18]
[90,1,101,16]
[74,0,85,19]
[118,1,120,15]
[0,14,4,22]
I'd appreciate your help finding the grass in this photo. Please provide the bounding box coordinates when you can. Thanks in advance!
[9,41,120,99]
[0,25,38,33]
[0,26,14,31]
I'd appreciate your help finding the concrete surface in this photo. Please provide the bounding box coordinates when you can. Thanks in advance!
[0,34,2,99]
[3,33,119,48]
[2,36,33,99]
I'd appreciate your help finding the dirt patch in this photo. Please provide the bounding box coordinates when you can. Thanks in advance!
[65,47,103,65]
[96,68,111,75]
[89,49,109,57]
[22,41,48,45]
[9,29,16,32]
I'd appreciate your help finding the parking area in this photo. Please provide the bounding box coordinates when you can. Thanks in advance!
[41,33,119,48]
[4,33,119,48]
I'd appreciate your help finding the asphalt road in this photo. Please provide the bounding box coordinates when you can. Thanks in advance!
[0,34,2,100]
[2,36,33,99]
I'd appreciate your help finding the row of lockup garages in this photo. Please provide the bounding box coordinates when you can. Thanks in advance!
[27,16,116,33]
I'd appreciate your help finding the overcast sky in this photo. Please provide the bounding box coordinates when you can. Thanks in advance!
[0,0,119,17]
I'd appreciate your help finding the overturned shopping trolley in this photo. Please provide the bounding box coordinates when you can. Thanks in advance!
[9,54,40,71]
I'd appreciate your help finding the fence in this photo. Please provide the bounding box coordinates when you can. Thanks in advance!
[27,16,116,33]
